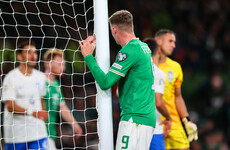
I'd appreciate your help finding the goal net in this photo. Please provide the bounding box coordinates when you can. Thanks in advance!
[0,0,113,150]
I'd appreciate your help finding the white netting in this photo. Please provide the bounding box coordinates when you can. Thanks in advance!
[0,0,99,149]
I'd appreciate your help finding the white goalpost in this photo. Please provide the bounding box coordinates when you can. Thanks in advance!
[94,0,114,149]
[0,0,113,150]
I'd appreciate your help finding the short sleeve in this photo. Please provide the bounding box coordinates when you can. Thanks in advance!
[41,81,47,97]
[109,51,136,77]
[174,64,183,88]
[154,66,166,94]
[2,75,16,101]
[40,75,47,97]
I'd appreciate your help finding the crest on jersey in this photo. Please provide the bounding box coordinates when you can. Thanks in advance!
[117,52,127,62]
[168,71,173,82]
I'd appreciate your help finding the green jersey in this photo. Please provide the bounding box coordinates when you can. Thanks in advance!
[84,39,156,127]
[44,79,64,140]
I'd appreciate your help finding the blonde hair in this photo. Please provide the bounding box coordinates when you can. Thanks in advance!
[43,48,64,61]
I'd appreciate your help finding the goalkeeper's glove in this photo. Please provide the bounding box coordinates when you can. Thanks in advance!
[182,117,198,142]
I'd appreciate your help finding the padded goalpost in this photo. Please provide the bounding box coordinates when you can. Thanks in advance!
[0,0,113,149]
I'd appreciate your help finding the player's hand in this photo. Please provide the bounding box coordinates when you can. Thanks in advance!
[182,117,198,142]
[79,35,96,57]
[86,35,96,46]
[160,119,172,138]
[73,122,83,139]
[32,111,48,122]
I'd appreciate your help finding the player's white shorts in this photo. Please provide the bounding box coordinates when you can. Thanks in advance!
[48,138,57,150]
[116,120,154,150]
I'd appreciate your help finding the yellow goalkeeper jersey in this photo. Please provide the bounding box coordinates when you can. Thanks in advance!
[159,57,183,129]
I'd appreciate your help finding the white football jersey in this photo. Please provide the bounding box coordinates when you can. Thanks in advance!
[153,64,166,134]
[2,68,47,143]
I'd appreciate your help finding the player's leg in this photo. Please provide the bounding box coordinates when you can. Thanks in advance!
[149,134,165,150]
[28,137,49,150]
[5,142,27,150]
[165,128,189,150]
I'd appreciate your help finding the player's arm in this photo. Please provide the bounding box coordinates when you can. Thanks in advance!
[5,99,47,121]
[154,68,172,137]
[5,100,28,115]
[175,87,198,142]
[60,102,83,138]
[2,76,27,115]
[155,93,172,138]
[155,93,171,121]
[79,36,121,90]
[84,54,121,90]
[174,64,191,118]
[5,99,48,122]
[41,98,46,111]
[39,98,48,121]
[175,87,189,118]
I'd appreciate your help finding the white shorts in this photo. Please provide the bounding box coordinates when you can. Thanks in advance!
[116,120,154,150]
[48,138,57,150]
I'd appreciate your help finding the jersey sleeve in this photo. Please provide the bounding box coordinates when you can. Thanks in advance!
[154,68,166,94]
[84,54,121,90]
[109,51,136,77]
[174,64,183,88]
[1,74,16,101]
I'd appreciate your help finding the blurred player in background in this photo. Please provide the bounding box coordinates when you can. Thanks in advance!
[79,10,156,150]
[144,37,172,150]
[43,49,83,150]
[156,29,198,150]
[2,40,48,150]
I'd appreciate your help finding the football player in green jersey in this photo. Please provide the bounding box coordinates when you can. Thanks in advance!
[43,49,83,150]
[79,10,156,150]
